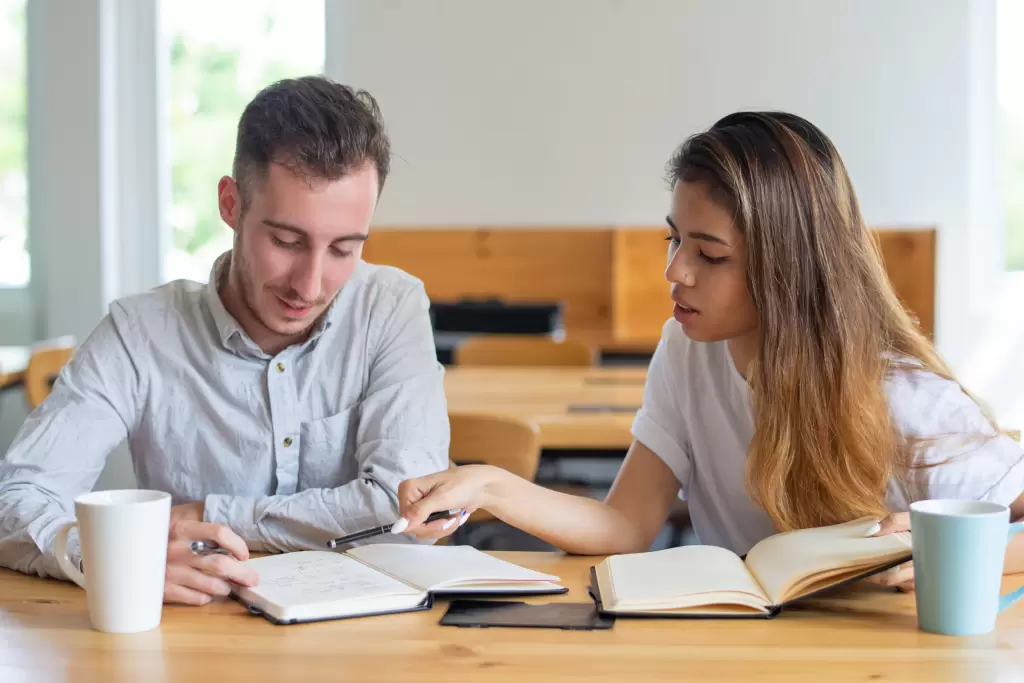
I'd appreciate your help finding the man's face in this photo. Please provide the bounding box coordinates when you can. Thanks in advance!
[218,161,379,340]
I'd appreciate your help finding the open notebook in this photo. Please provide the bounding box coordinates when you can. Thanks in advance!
[233,544,566,625]
[590,517,912,619]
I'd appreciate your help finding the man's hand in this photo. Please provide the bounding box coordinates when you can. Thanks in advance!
[164,516,259,605]
[864,513,915,592]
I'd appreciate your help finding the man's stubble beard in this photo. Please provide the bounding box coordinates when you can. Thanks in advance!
[231,226,281,336]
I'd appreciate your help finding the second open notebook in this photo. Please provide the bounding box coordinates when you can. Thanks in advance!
[590,517,912,619]
[233,544,567,625]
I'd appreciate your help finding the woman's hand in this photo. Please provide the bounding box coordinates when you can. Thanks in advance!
[394,465,499,541]
[863,512,915,592]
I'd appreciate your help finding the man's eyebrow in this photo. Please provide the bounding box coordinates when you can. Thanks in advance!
[262,219,369,242]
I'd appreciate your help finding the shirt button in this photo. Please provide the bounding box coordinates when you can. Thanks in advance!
[276,362,285,373]
[283,437,293,447]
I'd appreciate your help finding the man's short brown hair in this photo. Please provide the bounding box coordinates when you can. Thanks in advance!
[232,75,391,209]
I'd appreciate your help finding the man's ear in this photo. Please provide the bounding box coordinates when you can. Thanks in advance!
[218,176,242,232]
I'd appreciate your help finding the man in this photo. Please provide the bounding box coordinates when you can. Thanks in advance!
[0,76,450,605]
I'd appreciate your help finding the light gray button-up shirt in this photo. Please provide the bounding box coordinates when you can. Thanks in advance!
[0,254,450,580]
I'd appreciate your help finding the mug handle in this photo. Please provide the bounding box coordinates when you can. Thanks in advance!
[999,522,1024,612]
[54,521,86,589]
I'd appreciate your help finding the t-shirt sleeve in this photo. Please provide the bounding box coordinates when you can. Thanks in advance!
[630,321,692,492]
[889,370,1024,507]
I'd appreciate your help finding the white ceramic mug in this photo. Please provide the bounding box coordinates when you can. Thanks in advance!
[54,489,171,634]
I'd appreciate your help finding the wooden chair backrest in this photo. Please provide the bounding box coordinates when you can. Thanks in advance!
[448,412,541,525]
[25,345,74,409]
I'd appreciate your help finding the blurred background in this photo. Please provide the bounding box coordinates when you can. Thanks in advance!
[0,0,1022,547]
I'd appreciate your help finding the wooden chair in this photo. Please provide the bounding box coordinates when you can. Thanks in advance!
[454,335,596,367]
[447,413,541,544]
[25,342,75,409]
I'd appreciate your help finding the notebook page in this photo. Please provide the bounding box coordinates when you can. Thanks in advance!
[600,545,769,610]
[744,517,913,605]
[238,551,420,609]
[346,544,560,591]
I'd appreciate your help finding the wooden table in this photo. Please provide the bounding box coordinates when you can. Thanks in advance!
[2,552,1022,682]
[444,366,646,451]
[0,346,29,391]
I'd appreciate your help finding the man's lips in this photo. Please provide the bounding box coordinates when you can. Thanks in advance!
[277,296,313,316]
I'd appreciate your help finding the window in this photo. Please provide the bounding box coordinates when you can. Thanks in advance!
[0,0,28,287]
[163,0,325,282]
[999,0,1024,271]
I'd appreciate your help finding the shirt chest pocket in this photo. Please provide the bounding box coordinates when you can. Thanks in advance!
[298,406,359,489]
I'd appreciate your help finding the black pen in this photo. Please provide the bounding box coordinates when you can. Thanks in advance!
[326,509,464,549]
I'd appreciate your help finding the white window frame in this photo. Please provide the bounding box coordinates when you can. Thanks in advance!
[996,0,1024,276]
[0,0,31,344]
[11,0,164,347]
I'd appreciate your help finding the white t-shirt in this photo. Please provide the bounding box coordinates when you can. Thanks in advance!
[631,320,1024,555]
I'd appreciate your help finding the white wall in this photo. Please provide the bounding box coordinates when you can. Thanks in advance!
[329,0,1009,415]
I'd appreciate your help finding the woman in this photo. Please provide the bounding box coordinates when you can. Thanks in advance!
[394,112,1024,590]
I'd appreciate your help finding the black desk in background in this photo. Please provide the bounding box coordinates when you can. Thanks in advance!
[430,299,563,365]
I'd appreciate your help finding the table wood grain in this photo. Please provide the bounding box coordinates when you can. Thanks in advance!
[2,551,1022,683]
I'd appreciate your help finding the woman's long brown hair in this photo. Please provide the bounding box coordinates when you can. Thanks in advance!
[667,112,996,531]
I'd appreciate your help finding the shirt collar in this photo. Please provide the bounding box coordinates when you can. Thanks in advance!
[205,252,246,351]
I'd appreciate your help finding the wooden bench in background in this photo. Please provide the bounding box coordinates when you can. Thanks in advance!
[363,226,936,354]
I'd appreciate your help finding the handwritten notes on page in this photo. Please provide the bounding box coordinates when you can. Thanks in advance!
[243,551,418,607]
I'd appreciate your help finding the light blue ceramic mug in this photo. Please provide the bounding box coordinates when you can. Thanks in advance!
[910,499,1024,636]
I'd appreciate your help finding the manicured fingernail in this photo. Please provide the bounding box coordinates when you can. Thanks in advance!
[865,522,881,537]
[390,518,409,534]
[886,565,902,574]
[458,511,470,526]
[442,518,456,531]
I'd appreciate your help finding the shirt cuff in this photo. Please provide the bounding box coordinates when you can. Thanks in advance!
[65,525,84,576]
[204,494,263,548]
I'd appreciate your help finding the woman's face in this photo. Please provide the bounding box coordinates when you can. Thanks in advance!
[664,181,758,344]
